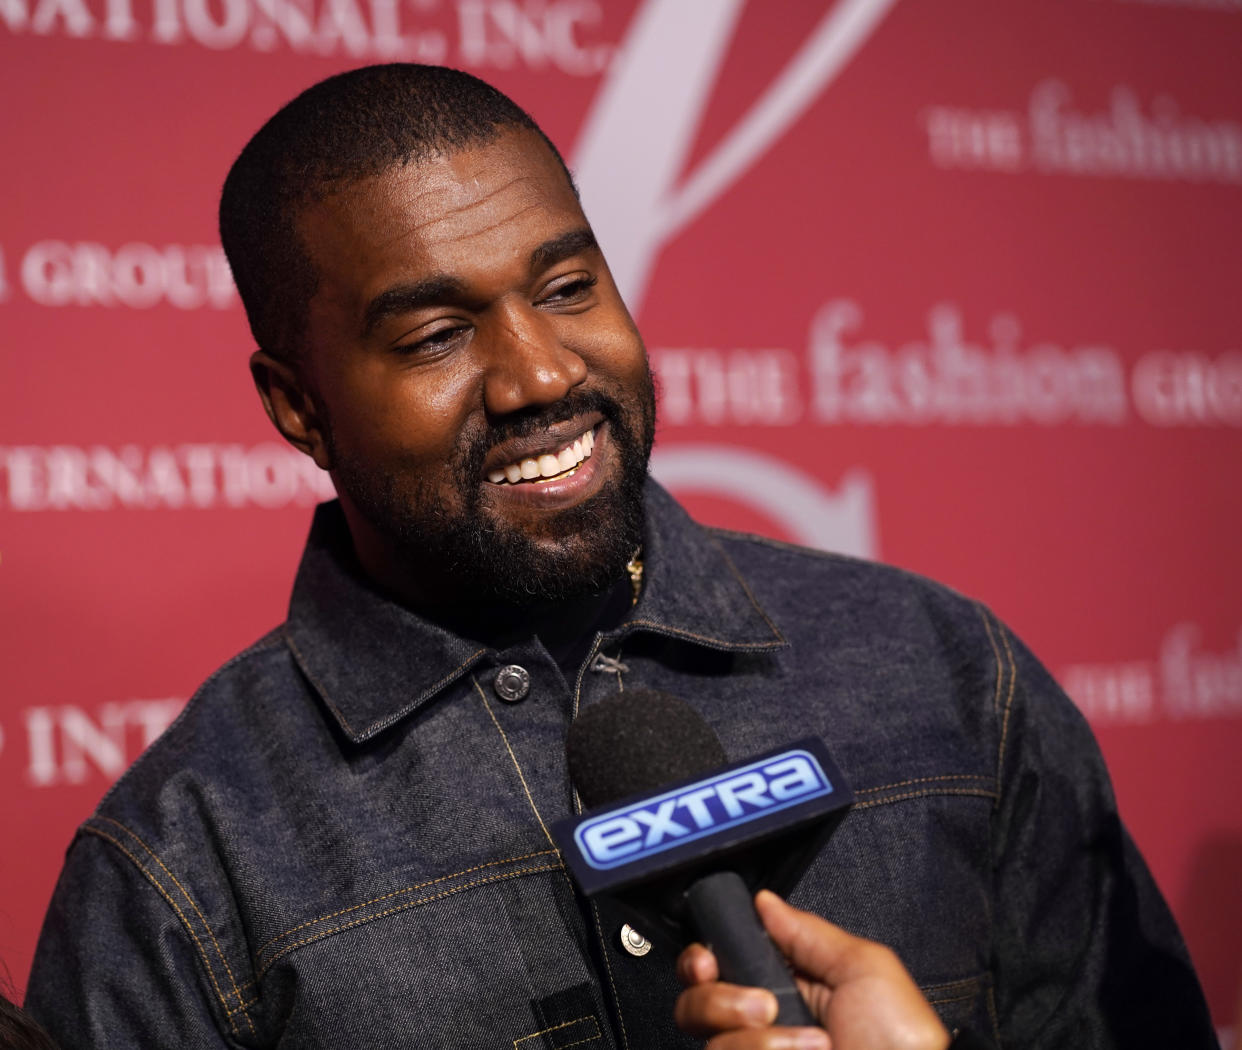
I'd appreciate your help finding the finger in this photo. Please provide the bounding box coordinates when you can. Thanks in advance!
[703,1026,832,1050]
[674,981,779,1036]
[677,942,721,987]
[754,890,898,986]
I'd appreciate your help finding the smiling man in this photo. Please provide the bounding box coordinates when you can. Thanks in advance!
[26,65,1215,1050]
[237,72,656,623]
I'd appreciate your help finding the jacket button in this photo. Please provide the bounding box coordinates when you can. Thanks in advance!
[493,665,531,703]
[618,923,652,957]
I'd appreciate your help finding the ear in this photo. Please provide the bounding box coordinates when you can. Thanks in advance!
[250,350,333,471]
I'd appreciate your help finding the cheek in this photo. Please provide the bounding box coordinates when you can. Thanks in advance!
[334,364,482,461]
[572,310,648,383]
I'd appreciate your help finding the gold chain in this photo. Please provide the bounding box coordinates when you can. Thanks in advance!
[626,550,644,606]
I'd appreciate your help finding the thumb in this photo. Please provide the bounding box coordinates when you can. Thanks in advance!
[754,890,883,986]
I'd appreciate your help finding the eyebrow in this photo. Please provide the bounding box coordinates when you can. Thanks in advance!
[361,228,600,337]
[362,275,466,337]
[530,227,599,271]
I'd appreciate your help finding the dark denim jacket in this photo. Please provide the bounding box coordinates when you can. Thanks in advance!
[28,483,1215,1049]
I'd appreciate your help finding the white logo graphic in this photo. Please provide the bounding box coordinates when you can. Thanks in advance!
[924,79,1242,184]
[24,698,185,786]
[652,444,877,558]
[649,300,1240,430]
[1061,624,1242,725]
[574,0,899,313]
[0,0,611,68]
[0,443,335,510]
[575,750,830,868]
[809,299,1129,426]
[18,240,237,310]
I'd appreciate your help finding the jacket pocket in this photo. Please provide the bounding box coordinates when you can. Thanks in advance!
[921,974,996,1042]
[513,1014,604,1049]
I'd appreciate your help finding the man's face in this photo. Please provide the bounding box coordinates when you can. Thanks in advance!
[293,128,655,610]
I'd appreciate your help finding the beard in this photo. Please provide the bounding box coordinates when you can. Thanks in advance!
[327,367,656,609]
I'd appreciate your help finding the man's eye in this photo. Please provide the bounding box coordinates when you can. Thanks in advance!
[539,274,598,306]
[397,325,467,354]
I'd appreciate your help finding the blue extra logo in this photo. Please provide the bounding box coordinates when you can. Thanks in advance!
[573,750,834,870]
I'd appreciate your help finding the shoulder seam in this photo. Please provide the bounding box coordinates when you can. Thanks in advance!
[975,603,1018,809]
[80,819,256,1037]
[705,532,787,646]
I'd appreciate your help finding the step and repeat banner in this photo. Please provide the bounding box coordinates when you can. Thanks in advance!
[3,0,1241,1028]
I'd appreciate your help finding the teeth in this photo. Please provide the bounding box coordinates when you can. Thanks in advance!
[489,426,595,485]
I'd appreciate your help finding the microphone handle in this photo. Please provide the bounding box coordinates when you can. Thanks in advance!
[683,870,819,1028]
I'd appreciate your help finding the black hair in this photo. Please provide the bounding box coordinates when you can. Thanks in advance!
[218,63,574,361]
[0,987,58,1050]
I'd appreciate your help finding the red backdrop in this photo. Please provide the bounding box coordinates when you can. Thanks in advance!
[3,0,1241,1033]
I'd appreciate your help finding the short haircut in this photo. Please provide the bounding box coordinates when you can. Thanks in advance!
[219,63,574,361]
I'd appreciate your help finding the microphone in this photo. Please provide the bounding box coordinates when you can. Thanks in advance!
[553,689,854,1027]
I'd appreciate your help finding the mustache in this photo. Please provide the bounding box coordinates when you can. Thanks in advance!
[487,389,626,443]
[459,389,629,470]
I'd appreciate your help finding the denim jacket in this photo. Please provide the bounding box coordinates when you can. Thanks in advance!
[27,482,1215,1048]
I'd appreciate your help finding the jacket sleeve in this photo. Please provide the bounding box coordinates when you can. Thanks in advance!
[987,619,1217,1048]
[25,827,250,1050]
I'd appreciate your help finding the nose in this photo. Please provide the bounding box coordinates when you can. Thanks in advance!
[481,303,588,416]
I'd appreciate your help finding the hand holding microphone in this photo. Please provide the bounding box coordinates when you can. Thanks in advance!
[557,689,853,1025]
[554,689,960,1049]
[674,889,952,1050]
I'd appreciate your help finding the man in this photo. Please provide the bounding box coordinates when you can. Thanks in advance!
[27,64,1215,1049]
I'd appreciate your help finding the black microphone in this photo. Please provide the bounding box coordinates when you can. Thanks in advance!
[554,689,854,1027]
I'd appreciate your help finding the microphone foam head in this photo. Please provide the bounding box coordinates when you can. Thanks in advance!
[567,689,727,810]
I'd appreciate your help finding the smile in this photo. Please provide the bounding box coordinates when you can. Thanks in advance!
[486,426,595,486]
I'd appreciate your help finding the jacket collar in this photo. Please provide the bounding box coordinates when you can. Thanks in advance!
[284,481,786,744]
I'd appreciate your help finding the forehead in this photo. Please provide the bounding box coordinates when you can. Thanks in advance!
[297,128,585,299]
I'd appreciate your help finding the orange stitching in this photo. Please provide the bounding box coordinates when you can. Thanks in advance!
[589,898,630,1050]
[363,647,493,739]
[82,826,241,1038]
[255,849,560,957]
[415,647,491,710]
[995,623,1018,790]
[286,629,491,741]
[709,534,788,646]
[554,1033,604,1050]
[987,985,1000,1042]
[257,860,563,978]
[854,787,998,809]
[226,994,259,1017]
[93,818,254,1036]
[920,977,981,996]
[282,631,358,738]
[619,620,781,651]
[856,774,993,794]
[473,677,556,848]
[570,637,604,720]
[977,605,1004,719]
[925,990,979,1006]
[214,977,255,999]
[514,1015,598,1047]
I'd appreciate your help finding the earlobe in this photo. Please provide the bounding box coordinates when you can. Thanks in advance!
[249,350,333,470]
